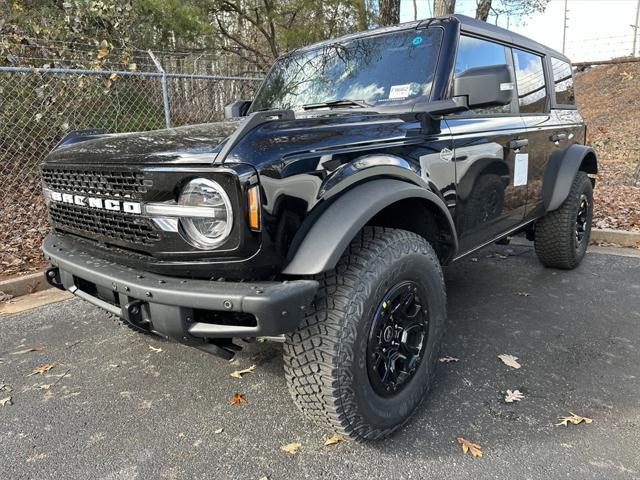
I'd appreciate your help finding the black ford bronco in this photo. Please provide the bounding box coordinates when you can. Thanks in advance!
[41,15,597,439]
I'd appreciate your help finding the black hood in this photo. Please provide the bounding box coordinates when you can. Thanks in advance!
[43,112,423,169]
[43,121,241,165]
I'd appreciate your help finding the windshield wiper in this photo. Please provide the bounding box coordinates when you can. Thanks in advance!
[301,99,371,110]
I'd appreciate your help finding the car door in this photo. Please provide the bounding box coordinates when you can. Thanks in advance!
[514,52,586,220]
[445,35,529,255]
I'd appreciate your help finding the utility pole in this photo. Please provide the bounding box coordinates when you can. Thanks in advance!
[562,0,569,55]
[633,0,640,57]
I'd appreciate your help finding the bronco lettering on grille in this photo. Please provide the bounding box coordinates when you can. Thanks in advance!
[44,188,142,214]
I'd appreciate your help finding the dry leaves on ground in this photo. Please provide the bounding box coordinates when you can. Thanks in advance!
[229,392,247,405]
[27,363,56,376]
[556,412,593,427]
[456,437,483,458]
[324,434,345,446]
[439,356,460,363]
[497,354,521,369]
[280,442,301,454]
[10,346,44,355]
[0,396,12,407]
[504,389,524,403]
[148,345,163,353]
[230,364,256,379]
[214,428,224,434]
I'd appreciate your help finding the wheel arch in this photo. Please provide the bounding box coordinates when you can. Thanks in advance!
[282,179,458,276]
[542,144,598,212]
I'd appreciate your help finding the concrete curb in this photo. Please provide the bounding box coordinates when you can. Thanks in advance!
[1,228,638,301]
[590,228,640,248]
[0,271,50,299]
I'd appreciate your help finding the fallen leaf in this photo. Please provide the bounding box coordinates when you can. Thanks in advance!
[498,354,521,369]
[214,428,224,434]
[96,40,110,59]
[556,412,593,427]
[229,392,247,405]
[456,437,482,457]
[27,363,56,376]
[128,63,137,72]
[148,345,163,353]
[109,364,120,368]
[439,356,460,363]
[515,292,531,297]
[324,433,344,446]
[178,432,186,439]
[230,364,256,379]
[39,384,51,390]
[0,383,11,392]
[280,442,301,454]
[0,396,12,407]
[504,389,524,403]
[10,346,44,355]
[258,477,269,480]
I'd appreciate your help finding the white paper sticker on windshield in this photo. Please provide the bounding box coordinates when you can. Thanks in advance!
[514,153,529,186]
[389,84,411,100]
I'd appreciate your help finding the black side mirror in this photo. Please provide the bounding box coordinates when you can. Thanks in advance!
[453,64,513,109]
[224,100,252,119]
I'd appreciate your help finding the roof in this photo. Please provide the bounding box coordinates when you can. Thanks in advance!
[290,14,571,63]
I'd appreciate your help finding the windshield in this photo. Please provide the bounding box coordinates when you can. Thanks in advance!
[250,28,443,112]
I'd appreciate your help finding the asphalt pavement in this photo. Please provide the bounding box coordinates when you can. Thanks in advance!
[1,242,639,480]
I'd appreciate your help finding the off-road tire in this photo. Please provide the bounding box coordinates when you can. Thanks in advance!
[283,227,446,440]
[534,171,593,269]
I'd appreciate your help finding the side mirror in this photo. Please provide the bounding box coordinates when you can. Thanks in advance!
[453,64,513,109]
[224,100,252,119]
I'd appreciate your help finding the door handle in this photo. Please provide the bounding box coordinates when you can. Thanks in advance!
[550,133,568,142]
[508,139,529,150]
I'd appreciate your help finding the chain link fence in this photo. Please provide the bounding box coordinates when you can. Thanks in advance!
[0,64,262,277]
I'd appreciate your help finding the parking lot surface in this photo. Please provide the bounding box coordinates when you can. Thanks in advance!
[1,243,639,479]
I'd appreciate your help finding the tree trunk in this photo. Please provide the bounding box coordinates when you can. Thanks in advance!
[379,0,400,26]
[475,0,492,21]
[433,0,456,16]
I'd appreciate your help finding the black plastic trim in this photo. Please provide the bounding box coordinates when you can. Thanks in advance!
[282,179,458,275]
[542,144,597,212]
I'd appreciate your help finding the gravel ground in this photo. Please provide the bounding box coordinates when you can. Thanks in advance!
[1,243,639,480]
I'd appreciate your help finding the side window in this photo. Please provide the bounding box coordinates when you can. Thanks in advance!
[453,35,511,114]
[551,57,575,106]
[512,49,547,114]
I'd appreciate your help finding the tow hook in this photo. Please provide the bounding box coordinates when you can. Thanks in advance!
[45,267,65,290]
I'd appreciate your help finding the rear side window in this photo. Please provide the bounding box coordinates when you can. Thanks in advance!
[453,35,511,114]
[551,58,575,106]
[512,49,547,114]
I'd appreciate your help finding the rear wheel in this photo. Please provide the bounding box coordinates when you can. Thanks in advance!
[534,171,593,269]
[283,227,446,440]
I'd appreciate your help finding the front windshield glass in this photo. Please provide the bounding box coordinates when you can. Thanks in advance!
[250,28,443,112]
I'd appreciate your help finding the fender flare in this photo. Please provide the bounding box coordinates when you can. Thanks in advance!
[543,144,598,212]
[282,179,458,276]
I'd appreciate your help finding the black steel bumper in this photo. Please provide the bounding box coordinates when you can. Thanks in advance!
[42,234,317,354]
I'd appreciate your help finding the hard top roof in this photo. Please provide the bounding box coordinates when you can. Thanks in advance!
[291,14,571,63]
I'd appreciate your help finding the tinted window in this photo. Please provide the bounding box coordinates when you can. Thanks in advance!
[453,35,511,114]
[251,29,443,111]
[551,58,575,105]
[512,49,547,113]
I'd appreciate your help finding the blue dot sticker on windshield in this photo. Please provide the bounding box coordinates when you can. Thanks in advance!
[412,36,423,46]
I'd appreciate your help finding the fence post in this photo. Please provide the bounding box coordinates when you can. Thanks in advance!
[148,50,171,129]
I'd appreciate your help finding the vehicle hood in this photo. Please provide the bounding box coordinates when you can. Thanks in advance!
[43,112,424,169]
[43,121,241,165]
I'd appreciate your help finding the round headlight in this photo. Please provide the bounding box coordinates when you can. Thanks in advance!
[178,178,233,249]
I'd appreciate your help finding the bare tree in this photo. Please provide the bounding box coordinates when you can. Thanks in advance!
[434,0,456,16]
[475,0,551,22]
[379,0,400,25]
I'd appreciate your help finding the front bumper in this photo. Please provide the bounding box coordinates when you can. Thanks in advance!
[42,234,317,354]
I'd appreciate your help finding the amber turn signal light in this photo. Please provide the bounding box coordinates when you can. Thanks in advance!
[247,185,261,231]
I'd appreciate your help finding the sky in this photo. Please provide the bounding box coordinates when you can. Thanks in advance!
[399,0,640,62]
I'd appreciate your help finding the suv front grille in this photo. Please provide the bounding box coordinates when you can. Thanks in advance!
[42,167,150,199]
[49,202,160,245]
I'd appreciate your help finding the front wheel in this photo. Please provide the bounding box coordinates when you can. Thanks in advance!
[283,227,446,440]
[534,171,594,269]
